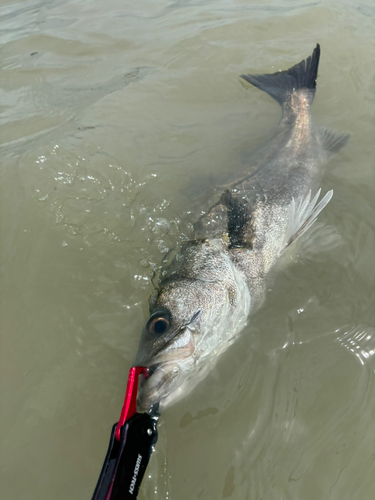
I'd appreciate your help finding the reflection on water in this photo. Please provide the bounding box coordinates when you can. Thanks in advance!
[1,0,374,499]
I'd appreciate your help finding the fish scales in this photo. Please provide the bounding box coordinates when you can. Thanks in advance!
[134,45,349,410]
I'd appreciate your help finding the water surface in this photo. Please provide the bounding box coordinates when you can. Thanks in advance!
[1,1,375,499]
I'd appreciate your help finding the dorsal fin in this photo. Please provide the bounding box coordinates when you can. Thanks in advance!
[220,191,251,249]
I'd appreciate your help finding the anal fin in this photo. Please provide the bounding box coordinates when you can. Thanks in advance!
[319,128,350,157]
[283,189,333,250]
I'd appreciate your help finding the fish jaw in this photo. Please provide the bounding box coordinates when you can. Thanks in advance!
[137,358,195,411]
[136,325,197,410]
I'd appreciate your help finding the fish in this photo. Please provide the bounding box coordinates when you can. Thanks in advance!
[134,45,349,410]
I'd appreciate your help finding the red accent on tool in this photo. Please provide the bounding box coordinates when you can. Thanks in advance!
[115,366,149,442]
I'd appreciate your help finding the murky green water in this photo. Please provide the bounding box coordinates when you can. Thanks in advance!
[1,1,375,499]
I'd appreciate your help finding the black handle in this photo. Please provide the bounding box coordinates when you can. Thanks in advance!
[92,412,158,500]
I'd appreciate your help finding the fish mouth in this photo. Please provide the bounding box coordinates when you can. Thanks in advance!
[148,363,159,377]
[136,327,197,411]
[137,362,181,411]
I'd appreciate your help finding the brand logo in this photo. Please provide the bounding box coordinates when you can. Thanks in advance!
[129,454,142,495]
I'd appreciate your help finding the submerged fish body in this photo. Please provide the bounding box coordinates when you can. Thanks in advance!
[135,45,349,410]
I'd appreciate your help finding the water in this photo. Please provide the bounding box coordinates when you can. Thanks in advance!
[1,1,374,499]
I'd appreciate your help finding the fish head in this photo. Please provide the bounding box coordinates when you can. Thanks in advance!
[135,275,239,411]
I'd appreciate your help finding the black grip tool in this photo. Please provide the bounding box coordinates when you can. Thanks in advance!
[92,367,159,500]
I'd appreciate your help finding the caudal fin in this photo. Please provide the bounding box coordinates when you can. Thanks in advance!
[240,44,321,106]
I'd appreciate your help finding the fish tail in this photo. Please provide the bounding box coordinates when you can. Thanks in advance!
[240,44,320,107]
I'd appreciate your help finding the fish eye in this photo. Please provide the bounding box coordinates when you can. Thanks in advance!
[149,316,170,335]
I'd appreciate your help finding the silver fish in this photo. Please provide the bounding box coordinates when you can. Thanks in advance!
[134,45,349,410]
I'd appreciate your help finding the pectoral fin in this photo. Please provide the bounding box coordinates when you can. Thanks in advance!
[283,188,333,250]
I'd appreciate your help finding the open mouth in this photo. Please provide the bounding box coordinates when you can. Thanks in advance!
[148,363,160,377]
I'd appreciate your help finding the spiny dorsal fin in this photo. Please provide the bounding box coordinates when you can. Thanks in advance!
[319,128,350,157]
[283,189,333,250]
[220,190,251,249]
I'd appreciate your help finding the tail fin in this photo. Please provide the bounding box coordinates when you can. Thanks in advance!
[240,44,320,106]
